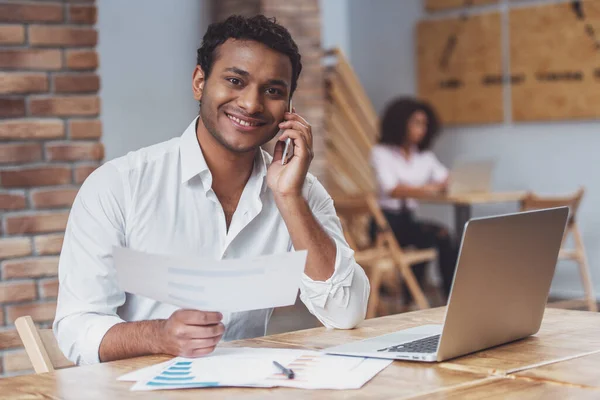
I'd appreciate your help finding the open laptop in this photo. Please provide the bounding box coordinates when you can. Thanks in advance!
[325,207,569,362]
[447,160,494,196]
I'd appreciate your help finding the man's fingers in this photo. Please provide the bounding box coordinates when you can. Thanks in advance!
[279,129,312,161]
[186,335,223,350]
[184,322,226,339]
[285,111,310,128]
[187,346,219,358]
[272,139,285,163]
[278,119,312,148]
[177,309,223,326]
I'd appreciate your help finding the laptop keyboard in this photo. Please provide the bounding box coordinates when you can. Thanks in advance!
[377,334,440,354]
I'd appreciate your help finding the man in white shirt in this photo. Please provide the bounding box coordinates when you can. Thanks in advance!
[54,15,369,365]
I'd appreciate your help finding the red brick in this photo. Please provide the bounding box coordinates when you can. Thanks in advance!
[0,166,71,188]
[33,233,64,255]
[65,50,97,70]
[0,98,25,118]
[46,142,103,162]
[0,143,43,164]
[40,279,59,299]
[53,73,99,93]
[5,212,69,235]
[69,4,96,24]
[0,25,25,45]
[0,193,27,211]
[0,3,63,23]
[0,237,32,258]
[0,330,22,350]
[0,49,62,70]
[0,72,48,94]
[30,95,100,117]
[2,257,59,279]
[6,302,56,324]
[29,26,97,47]
[0,120,65,141]
[31,188,78,209]
[69,119,101,139]
[74,164,98,184]
[0,281,37,304]
[4,350,32,372]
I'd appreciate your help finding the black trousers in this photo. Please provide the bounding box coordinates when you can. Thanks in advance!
[371,209,458,303]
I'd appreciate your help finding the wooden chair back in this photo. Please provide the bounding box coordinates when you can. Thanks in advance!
[15,316,74,374]
[520,188,596,311]
[334,194,435,314]
[520,187,584,230]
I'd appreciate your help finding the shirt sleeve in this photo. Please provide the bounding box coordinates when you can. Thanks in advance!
[428,152,449,183]
[53,163,128,365]
[370,146,398,194]
[298,176,370,330]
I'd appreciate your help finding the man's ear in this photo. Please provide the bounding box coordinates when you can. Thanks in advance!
[192,65,205,102]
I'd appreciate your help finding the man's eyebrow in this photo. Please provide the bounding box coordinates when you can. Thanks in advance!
[266,79,289,88]
[224,67,249,76]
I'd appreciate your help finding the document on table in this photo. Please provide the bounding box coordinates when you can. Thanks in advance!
[119,347,392,391]
[113,247,307,313]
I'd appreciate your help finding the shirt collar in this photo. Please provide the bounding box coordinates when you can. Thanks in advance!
[180,117,209,184]
[179,117,269,194]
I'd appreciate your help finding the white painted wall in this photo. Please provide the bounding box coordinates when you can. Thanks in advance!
[348,0,422,113]
[319,0,351,57]
[338,0,600,299]
[97,0,211,161]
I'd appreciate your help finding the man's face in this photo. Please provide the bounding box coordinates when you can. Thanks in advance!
[194,39,293,153]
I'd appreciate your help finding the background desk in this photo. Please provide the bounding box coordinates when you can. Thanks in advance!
[0,307,598,399]
[414,191,526,237]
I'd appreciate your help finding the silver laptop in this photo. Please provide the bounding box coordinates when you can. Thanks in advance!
[447,160,494,195]
[325,207,569,362]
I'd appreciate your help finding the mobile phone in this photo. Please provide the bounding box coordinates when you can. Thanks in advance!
[281,99,293,165]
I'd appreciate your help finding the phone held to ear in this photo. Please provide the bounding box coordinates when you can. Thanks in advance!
[281,99,293,165]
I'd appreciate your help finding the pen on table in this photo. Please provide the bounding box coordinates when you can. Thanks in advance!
[272,360,295,379]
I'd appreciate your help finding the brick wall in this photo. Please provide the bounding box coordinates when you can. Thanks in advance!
[0,0,101,376]
[214,0,327,182]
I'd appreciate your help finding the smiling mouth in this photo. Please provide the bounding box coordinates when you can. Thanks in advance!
[225,112,266,128]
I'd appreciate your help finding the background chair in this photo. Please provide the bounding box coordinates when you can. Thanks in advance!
[520,188,597,312]
[334,194,437,317]
[15,316,74,374]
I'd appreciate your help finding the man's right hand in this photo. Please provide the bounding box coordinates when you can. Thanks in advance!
[157,309,225,357]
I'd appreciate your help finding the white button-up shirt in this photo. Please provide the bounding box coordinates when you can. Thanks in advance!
[54,118,369,365]
[371,144,448,212]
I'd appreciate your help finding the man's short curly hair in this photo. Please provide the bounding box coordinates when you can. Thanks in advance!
[197,15,302,96]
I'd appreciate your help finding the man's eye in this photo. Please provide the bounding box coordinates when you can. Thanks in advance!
[266,88,282,95]
[227,78,242,85]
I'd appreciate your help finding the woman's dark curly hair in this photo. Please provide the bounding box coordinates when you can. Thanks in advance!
[197,15,302,96]
[379,97,441,151]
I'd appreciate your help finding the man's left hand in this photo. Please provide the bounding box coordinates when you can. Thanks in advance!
[267,109,313,198]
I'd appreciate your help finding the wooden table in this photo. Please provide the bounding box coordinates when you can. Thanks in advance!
[415,191,526,237]
[1,307,598,399]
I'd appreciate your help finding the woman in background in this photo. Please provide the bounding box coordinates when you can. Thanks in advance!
[370,97,457,303]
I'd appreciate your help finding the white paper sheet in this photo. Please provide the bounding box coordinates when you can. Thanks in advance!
[113,247,307,312]
[125,347,392,391]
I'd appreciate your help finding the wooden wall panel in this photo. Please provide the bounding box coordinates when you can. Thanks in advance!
[510,2,600,121]
[417,12,503,125]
